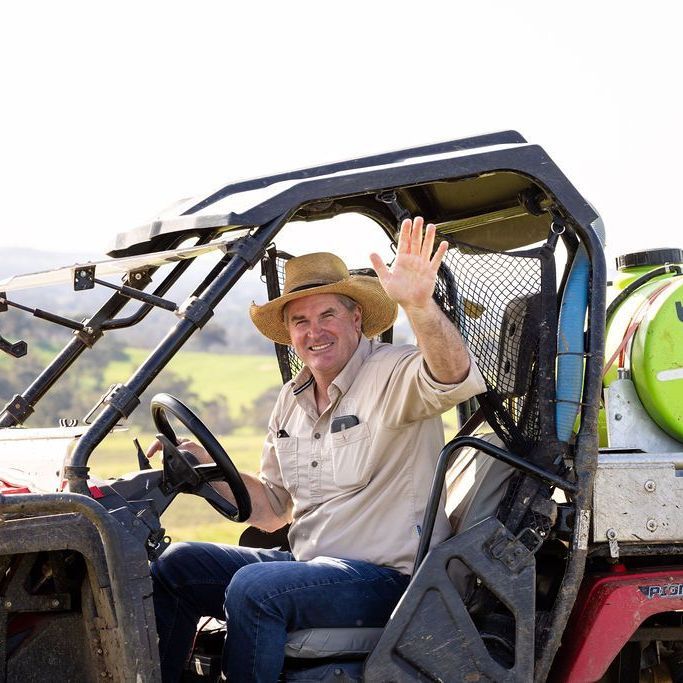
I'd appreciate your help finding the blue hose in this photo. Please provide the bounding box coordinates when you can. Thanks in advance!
[556,244,590,442]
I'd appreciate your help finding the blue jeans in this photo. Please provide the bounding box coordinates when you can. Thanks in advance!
[150,542,410,682]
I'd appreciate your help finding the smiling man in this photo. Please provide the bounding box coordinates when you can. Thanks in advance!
[286,293,363,412]
[150,217,486,682]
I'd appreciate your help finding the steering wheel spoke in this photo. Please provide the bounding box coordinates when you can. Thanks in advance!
[151,394,252,522]
[193,463,227,483]
[194,482,239,519]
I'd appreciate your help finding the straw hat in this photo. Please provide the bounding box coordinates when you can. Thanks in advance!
[250,252,397,344]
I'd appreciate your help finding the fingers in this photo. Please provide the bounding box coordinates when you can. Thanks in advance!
[421,223,436,259]
[398,217,442,260]
[397,218,412,254]
[146,438,162,459]
[430,240,449,271]
[369,252,390,281]
[146,436,191,459]
[410,216,424,255]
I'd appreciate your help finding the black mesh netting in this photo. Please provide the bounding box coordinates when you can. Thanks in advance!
[262,251,303,383]
[434,240,550,453]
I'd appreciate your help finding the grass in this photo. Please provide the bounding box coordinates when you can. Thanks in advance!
[103,350,280,416]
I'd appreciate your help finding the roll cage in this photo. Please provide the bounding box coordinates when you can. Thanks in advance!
[0,130,605,681]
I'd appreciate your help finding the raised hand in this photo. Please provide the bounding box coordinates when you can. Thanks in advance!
[369,216,448,313]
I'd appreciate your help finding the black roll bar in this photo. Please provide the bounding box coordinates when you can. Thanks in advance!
[64,217,286,494]
[413,435,578,575]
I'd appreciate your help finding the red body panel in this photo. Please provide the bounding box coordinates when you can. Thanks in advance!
[553,566,683,682]
[0,484,31,494]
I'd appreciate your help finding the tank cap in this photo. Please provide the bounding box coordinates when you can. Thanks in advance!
[616,248,683,271]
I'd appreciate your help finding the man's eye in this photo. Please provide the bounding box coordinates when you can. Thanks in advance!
[295,320,306,327]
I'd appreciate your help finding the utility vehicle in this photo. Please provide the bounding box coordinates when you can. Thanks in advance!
[1,131,683,681]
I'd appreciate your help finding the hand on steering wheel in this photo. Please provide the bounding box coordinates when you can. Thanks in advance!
[150,393,252,522]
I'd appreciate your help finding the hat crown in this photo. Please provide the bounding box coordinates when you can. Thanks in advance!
[283,252,350,295]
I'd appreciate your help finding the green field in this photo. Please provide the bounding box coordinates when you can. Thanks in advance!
[94,351,279,545]
[103,350,281,416]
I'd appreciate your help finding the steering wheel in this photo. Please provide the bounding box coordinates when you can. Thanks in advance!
[150,393,252,522]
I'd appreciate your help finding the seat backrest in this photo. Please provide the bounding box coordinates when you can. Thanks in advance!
[239,523,290,551]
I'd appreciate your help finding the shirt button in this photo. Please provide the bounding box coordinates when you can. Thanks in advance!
[314,433,321,439]
[311,461,318,468]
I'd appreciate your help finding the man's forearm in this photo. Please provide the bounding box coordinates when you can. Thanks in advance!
[404,299,471,384]
[211,472,289,532]
[370,217,472,384]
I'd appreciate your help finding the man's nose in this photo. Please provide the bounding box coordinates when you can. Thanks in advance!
[307,319,325,338]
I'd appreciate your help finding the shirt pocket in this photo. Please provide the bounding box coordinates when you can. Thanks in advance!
[330,422,372,489]
[274,436,299,495]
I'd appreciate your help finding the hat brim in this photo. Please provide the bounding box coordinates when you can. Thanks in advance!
[249,275,398,345]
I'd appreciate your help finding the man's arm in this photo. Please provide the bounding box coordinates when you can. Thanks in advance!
[146,439,289,532]
[370,216,472,384]
[221,470,290,532]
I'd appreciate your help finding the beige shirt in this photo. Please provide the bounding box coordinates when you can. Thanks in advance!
[258,335,487,575]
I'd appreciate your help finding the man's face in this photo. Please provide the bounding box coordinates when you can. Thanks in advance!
[285,293,362,383]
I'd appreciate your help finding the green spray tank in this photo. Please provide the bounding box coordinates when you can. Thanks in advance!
[603,248,683,446]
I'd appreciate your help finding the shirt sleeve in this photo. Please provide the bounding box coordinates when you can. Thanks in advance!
[381,346,487,428]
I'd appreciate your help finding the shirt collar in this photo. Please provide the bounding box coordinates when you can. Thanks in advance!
[291,365,314,396]
[330,335,372,397]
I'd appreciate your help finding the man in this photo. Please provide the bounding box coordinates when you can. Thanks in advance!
[150,216,487,681]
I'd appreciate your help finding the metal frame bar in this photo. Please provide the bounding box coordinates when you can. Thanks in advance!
[413,435,577,575]
[0,233,215,427]
[64,218,286,492]
[534,214,605,682]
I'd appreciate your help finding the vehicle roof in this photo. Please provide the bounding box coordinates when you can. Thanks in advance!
[108,131,600,257]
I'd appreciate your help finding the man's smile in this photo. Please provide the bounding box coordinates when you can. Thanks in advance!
[309,342,334,352]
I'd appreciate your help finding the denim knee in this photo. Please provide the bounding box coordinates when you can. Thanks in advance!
[224,563,277,620]
[150,542,196,588]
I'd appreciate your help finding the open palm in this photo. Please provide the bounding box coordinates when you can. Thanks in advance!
[370,216,448,311]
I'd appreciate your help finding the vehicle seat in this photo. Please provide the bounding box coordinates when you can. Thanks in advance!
[237,526,381,661]
[444,431,515,596]
[239,435,512,665]
[285,627,383,659]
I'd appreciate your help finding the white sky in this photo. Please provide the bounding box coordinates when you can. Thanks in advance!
[1,2,681,272]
